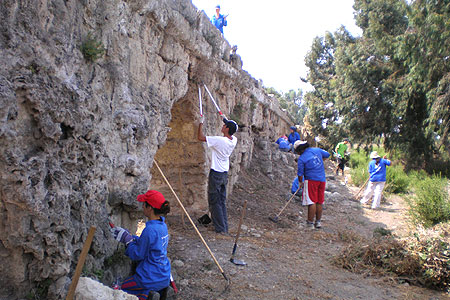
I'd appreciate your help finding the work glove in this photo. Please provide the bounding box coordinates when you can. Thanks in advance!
[111,226,134,246]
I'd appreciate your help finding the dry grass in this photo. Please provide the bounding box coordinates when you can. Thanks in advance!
[333,223,450,291]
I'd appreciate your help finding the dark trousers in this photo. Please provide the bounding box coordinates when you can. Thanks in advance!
[208,169,229,233]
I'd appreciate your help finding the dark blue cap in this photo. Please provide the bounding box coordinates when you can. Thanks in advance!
[223,118,238,135]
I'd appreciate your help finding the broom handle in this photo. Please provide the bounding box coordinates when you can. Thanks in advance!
[356,177,370,198]
[153,160,227,279]
[232,200,247,256]
[275,186,301,218]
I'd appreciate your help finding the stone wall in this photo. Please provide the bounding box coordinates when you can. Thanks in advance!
[0,0,292,298]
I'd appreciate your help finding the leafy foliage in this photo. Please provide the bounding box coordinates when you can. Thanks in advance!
[407,175,450,227]
[303,0,450,170]
[265,87,307,125]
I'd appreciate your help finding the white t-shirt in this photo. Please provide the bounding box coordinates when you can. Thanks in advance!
[206,136,238,172]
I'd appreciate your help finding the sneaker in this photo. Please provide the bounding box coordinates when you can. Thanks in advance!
[314,221,322,229]
[306,221,315,229]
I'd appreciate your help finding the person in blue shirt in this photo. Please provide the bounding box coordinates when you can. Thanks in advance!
[294,140,330,229]
[360,151,391,209]
[288,126,301,151]
[211,5,227,34]
[275,135,290,152]
[112,190,171,300]
[291,176,304,202]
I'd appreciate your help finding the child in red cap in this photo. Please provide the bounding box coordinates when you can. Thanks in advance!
[111,190,171,300]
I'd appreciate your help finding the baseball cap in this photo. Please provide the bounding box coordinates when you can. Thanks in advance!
[137,190,165,209]
[215,5,220,9]
[223,118,238,135]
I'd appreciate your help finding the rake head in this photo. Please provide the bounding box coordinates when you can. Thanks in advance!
[268,215,279,223]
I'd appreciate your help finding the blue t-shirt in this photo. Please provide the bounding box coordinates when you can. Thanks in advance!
[288,132,301,145]
[125,217,171,291]
[368,158,391,182]
[297,147,330,182]
[211,14,227,33]
[276,137,290,149]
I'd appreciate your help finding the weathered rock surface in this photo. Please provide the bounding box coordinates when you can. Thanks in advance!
[75,277,137,300]
[0,0,292,298]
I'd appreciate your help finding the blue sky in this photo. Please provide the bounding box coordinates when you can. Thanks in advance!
[191,0,362,93]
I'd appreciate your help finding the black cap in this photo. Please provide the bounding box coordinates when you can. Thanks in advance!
[223,118,238,135]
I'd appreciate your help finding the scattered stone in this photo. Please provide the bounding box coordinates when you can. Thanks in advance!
[172,260,184,268]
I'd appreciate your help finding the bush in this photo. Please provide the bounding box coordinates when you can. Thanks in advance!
[349,149,371,187]
[407,175,450,227]
[385,165,411,194]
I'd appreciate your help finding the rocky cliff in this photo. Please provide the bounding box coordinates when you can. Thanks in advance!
[0,0,292,298]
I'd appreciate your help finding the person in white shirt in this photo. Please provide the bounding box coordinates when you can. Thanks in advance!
[197,116,238,234]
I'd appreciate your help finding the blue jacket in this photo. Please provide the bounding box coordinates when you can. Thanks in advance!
[291,177,304,194]
[297,148,330,182]
[276,137,290,150]
[288,132,300,145]
[212,14,227,33]
[368,159,391,182]
[125,217,171,291]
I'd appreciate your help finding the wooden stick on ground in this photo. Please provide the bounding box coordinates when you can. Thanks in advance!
[66,226,97,300]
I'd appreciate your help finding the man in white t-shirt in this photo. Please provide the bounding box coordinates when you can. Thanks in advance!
[197,116,238,234]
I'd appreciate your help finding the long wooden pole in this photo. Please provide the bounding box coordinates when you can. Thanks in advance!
[153,160,229,282]
[66,226,97,300]
[356,177,370,198]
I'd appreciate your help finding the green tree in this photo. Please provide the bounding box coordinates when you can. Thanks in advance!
[303,0,450,168]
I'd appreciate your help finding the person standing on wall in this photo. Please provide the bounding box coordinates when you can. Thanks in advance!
[211,5,227,34]
[293,140,330,229]
[360,151,392,209]
[334,138,350,176]
[198,116,238,234]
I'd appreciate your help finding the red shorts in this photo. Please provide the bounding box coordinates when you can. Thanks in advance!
[302,180,326,205]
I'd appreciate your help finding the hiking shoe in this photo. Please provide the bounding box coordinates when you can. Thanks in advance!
[314,221,322,229]
[306,221,315,229]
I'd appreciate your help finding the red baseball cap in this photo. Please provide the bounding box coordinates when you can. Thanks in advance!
[137,190,165,209]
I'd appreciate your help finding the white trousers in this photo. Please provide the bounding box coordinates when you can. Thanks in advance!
[360,181,385,209]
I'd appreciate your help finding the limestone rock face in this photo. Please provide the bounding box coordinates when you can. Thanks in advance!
[0,0,292,298]
[74,277,138,300]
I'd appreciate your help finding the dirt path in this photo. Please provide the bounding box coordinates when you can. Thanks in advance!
[166,150,448,300]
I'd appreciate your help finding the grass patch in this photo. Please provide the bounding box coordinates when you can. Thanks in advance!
[406,175,450,228]
[81,33,105,62]
[25,279,52,300]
